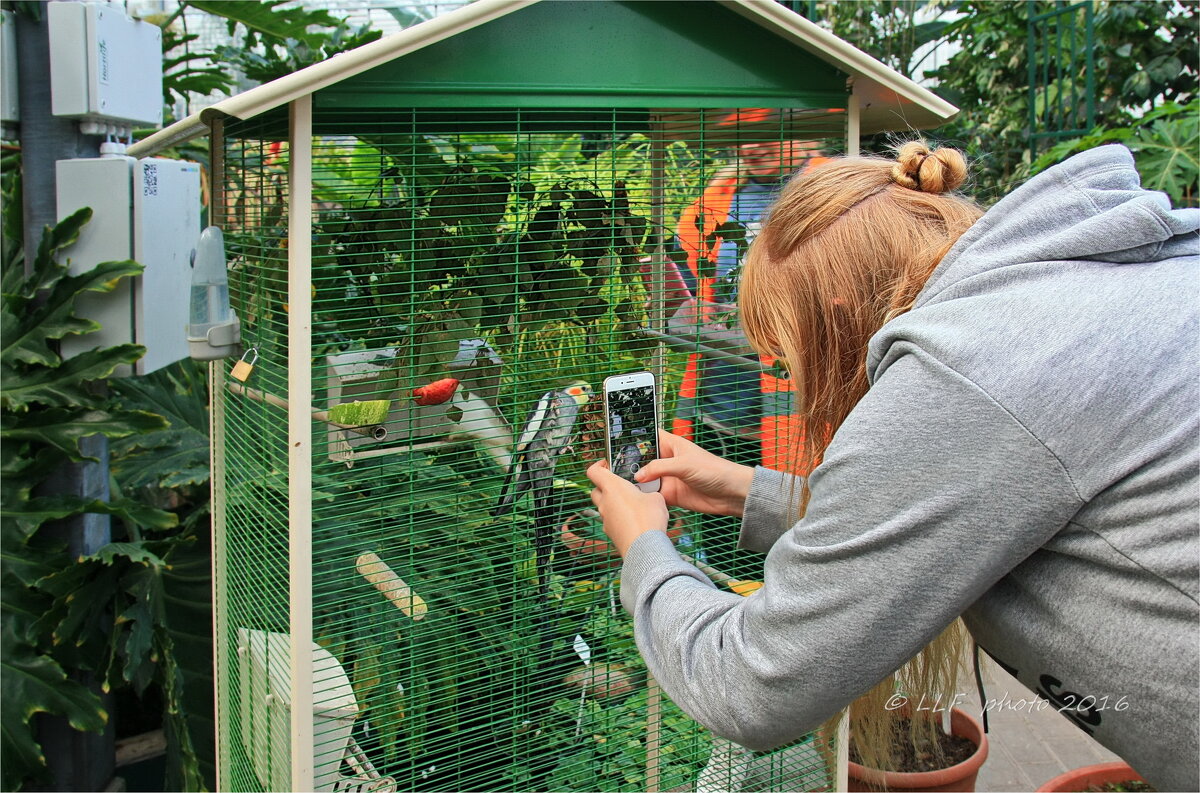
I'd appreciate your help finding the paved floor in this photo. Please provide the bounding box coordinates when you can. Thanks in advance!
[955,654,1123,792]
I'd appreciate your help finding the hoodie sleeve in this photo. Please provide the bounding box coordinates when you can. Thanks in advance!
[618,349,1084,751]
[737,467,802,554]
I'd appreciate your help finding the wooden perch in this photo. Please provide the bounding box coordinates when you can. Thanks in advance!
[356,551,427,621]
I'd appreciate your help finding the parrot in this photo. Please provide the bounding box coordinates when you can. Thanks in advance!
[493,381,593,602]
[493,381,592,719]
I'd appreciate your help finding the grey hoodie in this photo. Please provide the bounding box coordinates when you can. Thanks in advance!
[619,145,1199,790]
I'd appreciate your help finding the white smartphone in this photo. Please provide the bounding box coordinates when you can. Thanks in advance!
[602,371,662,493]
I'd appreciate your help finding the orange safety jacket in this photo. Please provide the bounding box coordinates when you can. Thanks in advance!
[670,159,828,472]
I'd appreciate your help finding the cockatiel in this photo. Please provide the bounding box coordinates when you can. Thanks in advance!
[493,381,593,600]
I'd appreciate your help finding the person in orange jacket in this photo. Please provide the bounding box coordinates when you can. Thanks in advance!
[672,138,829,462]
[669,137,828,578]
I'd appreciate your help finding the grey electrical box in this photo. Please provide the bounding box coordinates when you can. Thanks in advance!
[48,2,163,129]
[56,155,200,375]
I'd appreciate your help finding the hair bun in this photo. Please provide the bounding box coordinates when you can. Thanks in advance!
[891,141,967,194]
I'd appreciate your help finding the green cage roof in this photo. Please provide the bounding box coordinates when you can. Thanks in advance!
[131,0,958,155]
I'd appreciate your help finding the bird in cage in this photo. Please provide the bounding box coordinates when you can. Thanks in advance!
[493,382,593,601]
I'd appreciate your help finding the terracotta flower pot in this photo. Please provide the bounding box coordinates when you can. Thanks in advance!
[559,513,683,569]
[848,707,988,793]
[560,515,622,569]
[1036,761,1149,792]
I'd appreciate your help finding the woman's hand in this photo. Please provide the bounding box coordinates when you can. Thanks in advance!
[586,461,670,557]
[634,430,755,518]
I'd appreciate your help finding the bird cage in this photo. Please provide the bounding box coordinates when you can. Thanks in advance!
[132,2,957,791]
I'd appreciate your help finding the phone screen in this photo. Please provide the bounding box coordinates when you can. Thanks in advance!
[606,384,659,484]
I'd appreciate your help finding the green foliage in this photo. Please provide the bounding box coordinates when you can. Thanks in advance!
[107,358,216,788]
[1031,99,1199,207]
[187,0,341,48]
[197,0,383,84]
[110,359,212,494]
[1,619,109,780]
[0,159,214,788]
[158,25,237,121]
[814,1,1199,203]
[809,0,965,80]
[0,193,185,787]
[930,1,1197,200]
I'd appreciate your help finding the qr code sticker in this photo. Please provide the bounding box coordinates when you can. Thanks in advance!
[143,163,158,197]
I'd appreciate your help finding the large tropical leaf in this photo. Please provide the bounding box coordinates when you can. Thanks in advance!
[0,619,108,791]
[1129,112,1199,206]
[23,209,93,302]
[0,343,145,411]
[1,407,167,461]
[2,495,177,537]
[110,359,210,490]
[0,259,142,371]
[185,0,339,48]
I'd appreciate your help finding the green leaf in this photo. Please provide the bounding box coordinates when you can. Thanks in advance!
[3,495,177,537]
[0,619,108,790]
[90,542,169,568]
[23,208,93,301]
[1129,113,1199,205]
[0,344,146,411]
[116,595,157,693]
[32,561,119,664]
[184,0,340,48]
[1,407,168,461]
[110,359,211,491]
[1,259,142,369]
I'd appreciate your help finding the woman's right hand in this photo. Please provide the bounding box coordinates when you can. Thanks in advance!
[635,430,755,518]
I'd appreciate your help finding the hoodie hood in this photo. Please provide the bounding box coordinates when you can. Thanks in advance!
[917,144,1200,308]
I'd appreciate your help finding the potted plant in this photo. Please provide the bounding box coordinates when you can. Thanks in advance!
[847,706,989,793]
[1037,761,1153,792]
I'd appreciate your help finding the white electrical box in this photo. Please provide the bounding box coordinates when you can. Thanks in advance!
[56,155,200,375]
[48,2,163,129]
[1,11,18,127]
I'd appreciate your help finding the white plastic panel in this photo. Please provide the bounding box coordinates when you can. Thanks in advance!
[56,156,136,366]
[56,155,199,375]
[133,158,200,374]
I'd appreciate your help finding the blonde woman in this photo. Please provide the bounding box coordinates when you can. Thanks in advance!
[587,142,1198,789]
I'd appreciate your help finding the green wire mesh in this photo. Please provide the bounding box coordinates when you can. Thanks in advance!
[215,105,846,793]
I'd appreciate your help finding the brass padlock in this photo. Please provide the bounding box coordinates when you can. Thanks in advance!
[230,347,259,382]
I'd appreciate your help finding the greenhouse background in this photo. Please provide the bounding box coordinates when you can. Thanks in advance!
[2,1,1195,792]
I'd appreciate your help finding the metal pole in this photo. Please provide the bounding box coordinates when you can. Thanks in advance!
[1027,0,1039,153]
[208,116,229,793]
[16,9,114,791]
[645,117,667,793]
[287,94,315,793]
[846,79,860,156]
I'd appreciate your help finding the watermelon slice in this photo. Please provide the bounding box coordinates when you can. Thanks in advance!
[329,399,391,427]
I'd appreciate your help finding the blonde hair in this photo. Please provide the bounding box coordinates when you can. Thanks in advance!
[740,141,985,772]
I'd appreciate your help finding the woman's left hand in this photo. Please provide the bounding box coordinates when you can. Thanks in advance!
[586,460,670,557]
